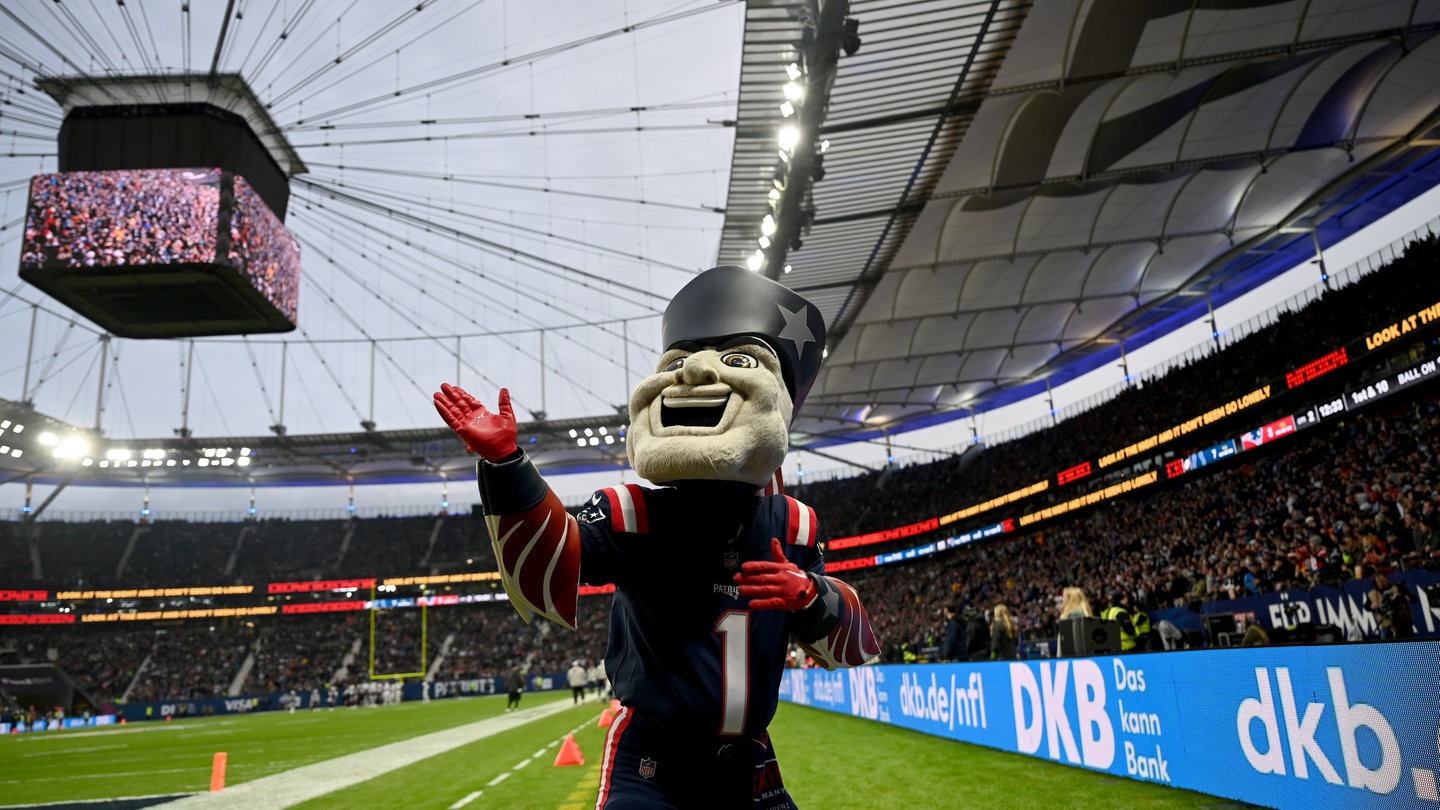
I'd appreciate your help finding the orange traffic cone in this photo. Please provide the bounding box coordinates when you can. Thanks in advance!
[554,733,585,767]
[597,708,614,728]
[609,698,621,713]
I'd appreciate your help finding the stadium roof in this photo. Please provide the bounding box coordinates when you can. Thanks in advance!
[3,0,1440,492]
[722,0,1440,448]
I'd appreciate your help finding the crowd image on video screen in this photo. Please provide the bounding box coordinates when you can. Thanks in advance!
[20,168,222,269]
[227,175,300,323]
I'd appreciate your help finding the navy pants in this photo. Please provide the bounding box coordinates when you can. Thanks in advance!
[594,706,796,809]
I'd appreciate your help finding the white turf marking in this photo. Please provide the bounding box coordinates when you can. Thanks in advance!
[20,744,129,757]
[486,773,510,787]
[449,790,483,809]
[514,758,532,770]
[163,700,576,809]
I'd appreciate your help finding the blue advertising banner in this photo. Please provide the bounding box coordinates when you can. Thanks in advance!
[1205,569,1440,639]
[781,641,1440,809]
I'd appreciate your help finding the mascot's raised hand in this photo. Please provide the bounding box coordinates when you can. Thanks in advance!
[433,382,579,628]
[432,383,518,461]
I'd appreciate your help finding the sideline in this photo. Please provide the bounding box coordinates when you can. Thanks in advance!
[159,699,581,809]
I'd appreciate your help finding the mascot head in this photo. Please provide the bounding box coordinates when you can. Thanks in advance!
[627,265,826,486]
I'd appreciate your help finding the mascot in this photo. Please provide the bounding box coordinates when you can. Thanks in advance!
[434,265,879,809]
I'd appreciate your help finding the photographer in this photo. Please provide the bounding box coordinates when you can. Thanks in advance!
[1367,573,1415,639]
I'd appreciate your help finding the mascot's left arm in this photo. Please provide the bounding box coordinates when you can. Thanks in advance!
[433,383,581,629]
[735,536,880,669]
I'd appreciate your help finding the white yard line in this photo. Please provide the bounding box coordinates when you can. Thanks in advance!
[448,790,483,809]
[162,701,577,809]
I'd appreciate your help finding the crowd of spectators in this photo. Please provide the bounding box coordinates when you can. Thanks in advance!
[368,609,444,678]
[22,169,222,269]
[229,176,301,321]
[244,616,357,694]
[808,237,1440,540]
[341,516,434,575]
[839,393,1440,660]
[126,626,254,703]
[27,521,136,590]
[121,521,237,586]
[234,518,349,582]
[13,628,156,709]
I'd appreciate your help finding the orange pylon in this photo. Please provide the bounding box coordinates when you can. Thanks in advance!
[554,733,585,767]
[597,708,614,728]
[210,752,228,792]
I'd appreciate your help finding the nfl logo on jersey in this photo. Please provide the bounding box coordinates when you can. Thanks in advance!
[723,550,739,569]
[639,757,658,779]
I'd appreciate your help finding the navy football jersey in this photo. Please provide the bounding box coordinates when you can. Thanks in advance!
[575,480,822,739]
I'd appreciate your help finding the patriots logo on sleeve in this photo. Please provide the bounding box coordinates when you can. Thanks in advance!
[577,492,606,525]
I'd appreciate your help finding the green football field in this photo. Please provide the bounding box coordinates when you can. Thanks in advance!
[0,693,1239,809]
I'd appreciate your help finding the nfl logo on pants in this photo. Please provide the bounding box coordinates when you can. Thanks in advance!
[639,757,657,779]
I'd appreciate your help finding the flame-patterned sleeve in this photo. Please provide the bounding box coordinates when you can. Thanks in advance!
[791,572,881,670]
[475,451,581,630]
[775,496,879,670]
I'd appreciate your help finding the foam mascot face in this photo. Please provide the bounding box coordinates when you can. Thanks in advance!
[627,265,825,487]
[626,339,792,486]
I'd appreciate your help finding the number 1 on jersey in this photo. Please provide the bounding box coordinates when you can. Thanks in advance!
[715,610,749,736]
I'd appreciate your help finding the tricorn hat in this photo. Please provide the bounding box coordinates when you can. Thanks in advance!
[661,265,826,411]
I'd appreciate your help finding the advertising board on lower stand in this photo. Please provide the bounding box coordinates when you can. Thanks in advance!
[781,641,1440,809]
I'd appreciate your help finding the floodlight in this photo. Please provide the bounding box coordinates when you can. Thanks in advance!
[778,125,800,151]
[55,437,88,458]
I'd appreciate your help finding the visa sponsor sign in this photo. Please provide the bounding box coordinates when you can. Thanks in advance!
[780,641,1440,809]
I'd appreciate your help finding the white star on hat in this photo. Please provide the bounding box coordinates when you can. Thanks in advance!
[776,303,815,355]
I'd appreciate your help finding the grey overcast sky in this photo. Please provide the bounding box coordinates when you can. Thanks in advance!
[0,0,746,515]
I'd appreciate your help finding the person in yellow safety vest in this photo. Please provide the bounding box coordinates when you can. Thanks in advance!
[1100,589,1138,652]
[1131,604,1153,650]
[901,641,918,664]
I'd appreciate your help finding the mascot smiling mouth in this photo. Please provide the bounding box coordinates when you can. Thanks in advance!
[660,394,730,428]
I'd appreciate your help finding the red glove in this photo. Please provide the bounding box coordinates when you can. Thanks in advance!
[432,383,518,462]
[735,538,818,611]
